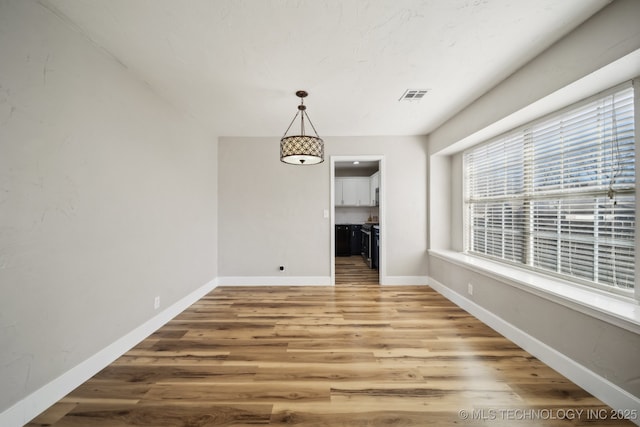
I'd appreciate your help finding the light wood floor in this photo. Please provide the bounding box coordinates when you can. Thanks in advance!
[28,257,632,426]
[335,255,379,285]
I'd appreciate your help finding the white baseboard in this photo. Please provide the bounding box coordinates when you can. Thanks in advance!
[1,278,219,427]
[427,277,640,421]
[217,276,429,286]
[216,276,331,286]
[381,276,429,285]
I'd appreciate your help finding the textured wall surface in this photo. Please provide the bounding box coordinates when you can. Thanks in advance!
[0,0,218,414]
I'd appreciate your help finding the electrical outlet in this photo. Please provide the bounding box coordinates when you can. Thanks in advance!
[154,296,160,310]
[467,283,473,296]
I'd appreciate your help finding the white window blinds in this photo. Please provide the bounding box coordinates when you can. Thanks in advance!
[464,83,635,293]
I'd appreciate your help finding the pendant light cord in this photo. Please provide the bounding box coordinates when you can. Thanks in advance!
[304,111,321,138]
[281,94,321,139]
[281,110,300,138]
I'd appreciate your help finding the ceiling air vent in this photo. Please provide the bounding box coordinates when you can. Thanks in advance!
[399,89,429,101]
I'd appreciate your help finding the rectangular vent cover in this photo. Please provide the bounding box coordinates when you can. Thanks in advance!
[399,89,428,101]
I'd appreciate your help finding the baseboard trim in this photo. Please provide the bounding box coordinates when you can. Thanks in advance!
[1,278,219,427]
[427,277,640,420]
[216,276,331,286]
[216,276,429,286]
[381,276,429,286]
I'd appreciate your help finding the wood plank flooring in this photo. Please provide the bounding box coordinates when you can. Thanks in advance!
[28,257,633,426]
[335,255,379,284]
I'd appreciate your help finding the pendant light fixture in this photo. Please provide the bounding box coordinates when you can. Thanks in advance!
[280,90,324,165]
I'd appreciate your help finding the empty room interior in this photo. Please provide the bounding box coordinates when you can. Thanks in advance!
[2,0,640,425]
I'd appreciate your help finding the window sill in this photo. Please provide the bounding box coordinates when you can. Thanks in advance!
[428,249,640,334]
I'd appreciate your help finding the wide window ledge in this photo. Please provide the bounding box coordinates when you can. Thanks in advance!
[428,249,640,334]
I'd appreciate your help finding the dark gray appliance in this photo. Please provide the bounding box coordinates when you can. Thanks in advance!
[361,223,377,268]
[372,225,379,269]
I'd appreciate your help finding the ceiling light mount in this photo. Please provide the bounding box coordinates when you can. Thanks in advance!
[280,90,324,165]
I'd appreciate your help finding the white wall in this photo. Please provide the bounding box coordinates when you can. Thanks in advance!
[0,0,217,417]
[218,135,428,282]
[427,0,640,401]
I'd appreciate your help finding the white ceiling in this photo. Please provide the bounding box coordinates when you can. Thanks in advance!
[45,0,610,138]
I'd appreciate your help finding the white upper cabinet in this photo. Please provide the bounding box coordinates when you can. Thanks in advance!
[369,171,379,206]
[335,177,370,206]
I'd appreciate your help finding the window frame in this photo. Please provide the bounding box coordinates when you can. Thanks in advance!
[463,81,637,299]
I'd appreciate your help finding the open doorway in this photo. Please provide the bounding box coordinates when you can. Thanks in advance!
[330,156,384,285]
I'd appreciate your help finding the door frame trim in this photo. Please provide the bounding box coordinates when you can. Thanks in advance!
[330,155,385,285]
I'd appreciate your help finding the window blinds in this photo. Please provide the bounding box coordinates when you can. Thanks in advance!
[465,83,635,292]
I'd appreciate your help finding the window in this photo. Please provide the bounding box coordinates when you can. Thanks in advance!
[464,83,635,294]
